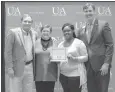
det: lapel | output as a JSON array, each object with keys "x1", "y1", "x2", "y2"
[
  {"x1": 30, "y1": 29, "x2": 34, "y2": 47},
  {"x1": 29, "y1": 29, "x2": 36, "y2": 56},
  {"x1": 18, "y1": 28, "x2": 26, "y2": 53},
  {"x1": 90, "y1": 19, "x2": 99, "y2": 44},
  {"x1": 84, "y1": 27, "x2": 89, "y2": 45}
]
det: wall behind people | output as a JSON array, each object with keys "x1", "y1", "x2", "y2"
[{"x1": 5, "y1": 1, "x2": 115, "y2": 92}]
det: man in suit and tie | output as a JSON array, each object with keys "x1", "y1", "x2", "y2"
[
  {"x1": 5, "y1": 14, "x2": 38, "y2": 92},
  {"x1": 78, "y1": 3, "x2": 114, "y2": 92}
]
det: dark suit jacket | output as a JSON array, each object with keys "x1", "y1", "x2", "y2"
[{"x1": 78, "y1": 19, "x2": 114, "y2": 71}]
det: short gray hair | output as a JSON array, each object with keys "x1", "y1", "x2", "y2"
[
  {"x1": 41, "y1": 24, "x2": 52, "y2": 33},
  {"x1": 21, "y1": 14, "x2": 33, "y2": 22}
]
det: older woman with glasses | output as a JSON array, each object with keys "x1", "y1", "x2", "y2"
[{"x1": 34, "y1": 25, "x2": 58, "y2": 92}]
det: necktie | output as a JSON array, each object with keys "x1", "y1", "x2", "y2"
[{"x1": 86, "y1": 24, "x2": 92, "y2": 43}]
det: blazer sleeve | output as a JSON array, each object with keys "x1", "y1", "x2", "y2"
[
  {"x1": 4, "y1": 30, "x2": 15, "y2": 69},
  {"x1": 102, "y1": 22, "x2": 114, "y2": 64},
  {"x1": 33, "y1": 31, "x2": 39, "y2": 78},
  {"x1": 35, "y1": 31, "x2": 39, "y2": 40}
]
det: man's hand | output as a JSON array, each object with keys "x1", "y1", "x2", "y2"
[
  {"x1": 100, "y1": 63, "x2": 109, "y2": 76},
  {"x1": 7, "y1": 68, "x2": 14, "y2": 78}
]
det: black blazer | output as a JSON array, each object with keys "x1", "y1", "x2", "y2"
[{"x1": 78, "y1": 19, "x2": 114, "y2": 71}]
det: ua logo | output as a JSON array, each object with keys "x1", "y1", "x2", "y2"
[
  {"x1": 98, "y1": 6, "x2": 112, "y2": 16},
  {"x1": 52, "y1": 7, "x2": 67, "y2": 16},
  {"x1": 7, "y1": 6, "x2": 21, "y2": 16}
]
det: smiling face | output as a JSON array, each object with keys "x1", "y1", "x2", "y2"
[
  {"x1": 62, "y1": 26, "x2": 74, "y2": 40},
  {"x1": 41, "y1": 27, "x2": 51, "y2": 40},
  {"x1": 83, "y1": 5, "x2": 96, "y2": 22},
  {"x1": 21, "y1": 15, "x2": 33, "y2": 32}
]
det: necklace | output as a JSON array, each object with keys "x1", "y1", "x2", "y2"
[
  {"x1": 42, "y1": 47, "x2": 47, "y2": 51},
  {"x1": 41, "y1": 38, "x2": 51, "y2": 51}
]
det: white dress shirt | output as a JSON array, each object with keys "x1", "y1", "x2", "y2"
[{"x1": 22, "y1": 30, "x2": 33, "y2": 62}]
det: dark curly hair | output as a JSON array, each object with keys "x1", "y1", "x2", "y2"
[{"x1": 62, "y1": 23, "x2": 76, "y2": 38}]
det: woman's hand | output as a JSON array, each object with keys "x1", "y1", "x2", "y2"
[
  {"x1": 49, "y1": 55, "x2": 52, "y2": 60},
  {"x1": 67, "y1": 54, "x2": 76, "y2": 61},
  {"x1": 67, "y1": 54, "x2": 72, "y2": 59},
  {"x1": 49, "y1": 55, "x2": 61, "y2": 64}
]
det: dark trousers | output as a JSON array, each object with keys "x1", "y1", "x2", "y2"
[
  {"x1": 59, "y1": 74, "x2": 81, "y2": 92},
  {"x1": 35, "y1": 81, "x2": 55, "y2": 92},
  {"x1": 86, "y1": 62, "x2": 110, "y2": 92}
]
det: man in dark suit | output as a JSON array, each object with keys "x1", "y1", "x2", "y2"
[
  {"x1": 78, "y1": 3, "x2": 114, "y2": 92},
  {"x1": 5, "y1": 14, "x2": 38, "y2": 92}
]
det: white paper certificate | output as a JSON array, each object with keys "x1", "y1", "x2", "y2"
[{"x1": 50, "y1": 48, "x2": 67, "y2": 62}]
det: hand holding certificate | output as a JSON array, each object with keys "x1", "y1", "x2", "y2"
[{"x1": 50, "y1": 48, "x2": 67, "y2": 62}]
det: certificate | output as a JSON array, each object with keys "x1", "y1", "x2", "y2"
[{"x1": 50, "y1": 48, "x2": 67, "y2": 62}]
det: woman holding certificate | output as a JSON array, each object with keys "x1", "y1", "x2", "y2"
[
  {"x1": 58, "y1": 23, "x2": 88, "y2": 92},
  {"x1": 34, "y1": 25, "x2": 58, "y2": 92}
]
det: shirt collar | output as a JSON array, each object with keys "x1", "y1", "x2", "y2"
[
  {"x1": 87, "y1": 18, "x2": 95, "y2": 26},
  {"x1": 22, "y1": 28, "x2": 31, "y2": 36}
]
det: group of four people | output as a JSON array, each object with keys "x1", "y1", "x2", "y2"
[{"x1": 5, "y1": 3, "x2": 114, "y2": 92}]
